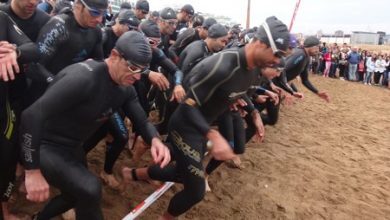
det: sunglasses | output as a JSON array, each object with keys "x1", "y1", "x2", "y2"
[
  {"x1": 162, "y1": 19, "x2": 178, "y2": 26},
  {"x1": 80, "y1": 0, "x2": 105, "y2": 17},
  {"x1": 262, "y1": 22, "x2": 288, "y2": 59},
  {"x1": 123, "y1": 58, "x2": 149, "y2": 74},
  {"x1": 141, "y1": 10, "x2": 149, "y2": 14}
]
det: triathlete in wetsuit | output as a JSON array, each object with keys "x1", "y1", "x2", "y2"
[
  {"x1": 180, "y1": 23, "x2": 228, "y2": 79},
  {"x1": 274, "y1": 36, "x2": 330, "y2": 102},
  {"x1": 170, "y1": 4, "x2": 194, "y2": 42},
  {"x1": 154, "y1": 22, "x2": 228, "y2": 135},
  {"x1": 157, "y1": 7, "x2": 177, "y2": 57},
  {"x1": 0, "y1": 11, "x2": 40, "y2": 220},
  {"x1": 102, "y1": 9, "x2": 139, "y2": 58},
  {"x1": 20, "y1": 31, "x2": 170, "y2": 220},
  {"x1": 82, "y1": 9, "x2": 140, "y2": 188},
  {"x1": 25, "y1": 0, "x2": 107, "y2": 105},
  {"x1": 168, "y1": 17, "x2": 216, "y2": 63},
  {"x1": 123, "y1": 17, "x2": 290, "y2": 220}
]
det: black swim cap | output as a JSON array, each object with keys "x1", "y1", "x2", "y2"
[
  {"x1": 82, "y1": 0, "x2": 108, "y2": 10},
  {"x1": 140, "y1": 20, "x2": 161, "y2": 38},
  {"x1": 117, "y1": 10, "x2": 140, "y2": 28},
  {"x1": 208, "y1": 23, "x2": 228, "y2": 39},
  {"x1": 191, "y1": 14, "x2": 204, "y2": 28},
  {"x1": 256, "y1": 16, "x2": 290, "y2": 52},
  {"x1": 120, "y1": 2, "x2": 131, "y2": 10},
  {"x1": 135, "y1": 0, "x2": 149, "y2": 13},
  {"x1": 115, "y1": 31, "x2": 152, "y2": 67},
  {"x1": 304, "y1": 36, "x2": 320, "y2": 48},
  {"x1": 202, "y1": 18, "x2": 217, "y2": 29},
  {"x1": 160, "y1": 7, "x2": 176, "y2": 20},
  {"x1": 181, "y1": 4, "x2": 194, "y2": 16}
]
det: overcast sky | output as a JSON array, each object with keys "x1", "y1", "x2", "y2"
[{"x1": 146, "y1": 0, "x2": 390, "y2": 35}]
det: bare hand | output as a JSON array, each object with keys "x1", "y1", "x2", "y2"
[
  {"x1": 317, "y1": 91, "x2": 330, "y2": 102},
  {"x1": 170, "y1": 85, "x2": 186, "y2": 103},
  {"x1": 207, "y1": 129, "x2": 235, "y2": 161},
  {"x1": 230, "y1": 98, "x2": 247, "y2": 111},
  {"x1": 293, "y1": 92, "x2": 304, "y2": 99},
  {"x1": 148, "y1": 71, "x2": 170, "y2": 91},
  {"x1": 150, "y1": 138, "x2": 171, "y2": 168},
  {"x1": 252, "y1": 110, "x2": 265, "y2": 142},
  {"x1": 282, "y1": 93, "x2": 295, "y2": 106},
  {"x1": 270, "y1": 83, "x2": 283, "y2": 95},
  {"x1": 25, "y1": 169, "x2": 50, "y2": 202},
  {"x1": 0, "y1": 50, "x2": 19, "y2": 81},
  {"x1": 266, "y1": 90, "x2": 279, "y2": 105},
  {"x1": 254, "y1": 95, "x2": 268, "y2": 104}
]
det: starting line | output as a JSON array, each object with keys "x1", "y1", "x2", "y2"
[{"x1": 122, "y1": 182, "x2": 175, "y2": 220}]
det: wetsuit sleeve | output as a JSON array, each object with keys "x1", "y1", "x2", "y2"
[
  {"x1": 178, "y1": 42, "x2": 205, "y2": 77},
  {"x1": 122, "y1": 86, "x2": 158, "y2": 145},
  {"x1": 300, "y1": 67, "x2": 319, "y2": 94},
  {"x1": 154, "y1": 48, "x2": 184, "y2": 85},
  {"x1": 273, "y1": 71, "x2": 294, "y2": 94},
  {"x1": 168, "y1": 28, "x2": 195, "y2": 63},
  {"x1": 241, "y1": 94, "x2": 255, "y2": 113},
  {"x1": 290, "y1": 83, "x2": 298, "y2": 92},
  {"x1": 90, "y1": 29, "x2": 104, "y2": 60},
  {"x1": 20, "y1": 68, "x2": 92, "y2": 169},
  {"x1": 0, "y1": 12, "x2": 40, "y2": 63},
  {"x1": 36, "y1": 16, "x2": 68, "y2": 66}
]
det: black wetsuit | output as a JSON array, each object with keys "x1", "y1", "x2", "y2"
[
  {"x1": 26, "y1": 11, "x2": 103, "y2": 105},
  {"x1": 179, "y1": 40, "x2": 211, "y2": 78},
  {"x1": 168, "y1": 28, "x2": 201, "y2": 63},
  {"x1": 101, "y1": 26, "x2": 118, "y2": 58},
  {"x1": 20, "y1": 60, "x2": 158, "y2": 220},
  {"x1": 135, "y1": 47, "x2": 182, "y2": 117},
  {"x1": 146, "y1": 46, "x2": 259, "y2": 217},
  {"x1": 154, "y1": 39, "x2": 211, "y2": 135},
  {"x1": 274, "y1": 48, "x2": 319, "y2": 94},
  {"x1": 0, "y1": 4, "x2": 49, "y2": 105},
  {"x1": 0, "y1": 11, "x2": 39, "y2": 204},
  {"x1": 170, "y1": 21, "x2": 187, "y2": 42},
  {"x1": 83, "y1": 26, "x2": 128, "y2": 176}
]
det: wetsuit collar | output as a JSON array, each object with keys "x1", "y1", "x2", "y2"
[{"x1": 239, "y1": 45, "x2": 249, "y2": 70}]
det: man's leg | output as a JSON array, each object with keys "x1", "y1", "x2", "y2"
[{"x1": 38, "y1": 144, "x2": 103, "y2": 220}]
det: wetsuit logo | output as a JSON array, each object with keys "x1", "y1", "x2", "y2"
[
  {"x1": 188, "y1": 165, "x2": 204, "y2": 178},
  {"x1": 22, "y1": 133, "x2": 34, "y2": 163},
  {"x1": 170, "y1": 130, "x2": 201, "y2": 162},
  {"x1": 3, "y1": 182, "x2": 14, "y2": 199},
  {"x1": 275, "y1": 38, "x2": 284, "y2": 45}
]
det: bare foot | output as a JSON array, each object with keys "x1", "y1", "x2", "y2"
[
  {"x1": 132, "y1": 136, "x2": 149, "y2": 163},
  {"x1": 61, "y1": 209, "x2": 76, "y2": 220},
  {"x1": 205, "y1": 177, "x2": 212, "y2": 192},
  {"x1": 100, "y1": 171, "x2": 120, "y2": 189},
  {"x1": 226, "y1": 156, "x2": 244, "y2": 169}
]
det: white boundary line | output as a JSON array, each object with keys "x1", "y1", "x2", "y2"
[{"x1": 122, "y1": 182, "x2": 174, "y2": 220}]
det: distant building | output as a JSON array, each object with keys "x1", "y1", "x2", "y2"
[
  {"x1": 350, "y1": 31, "x2": 380, "y2": 45},
  {"x1": 377, "y1": 31, "x2": 386, "y2": 45},
  {"x1": 320, "y1": 34, "x2": 351, "y2": 45},
  {"x1": 384, "y1": 35, "x2": 390, "y2": 45}
]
